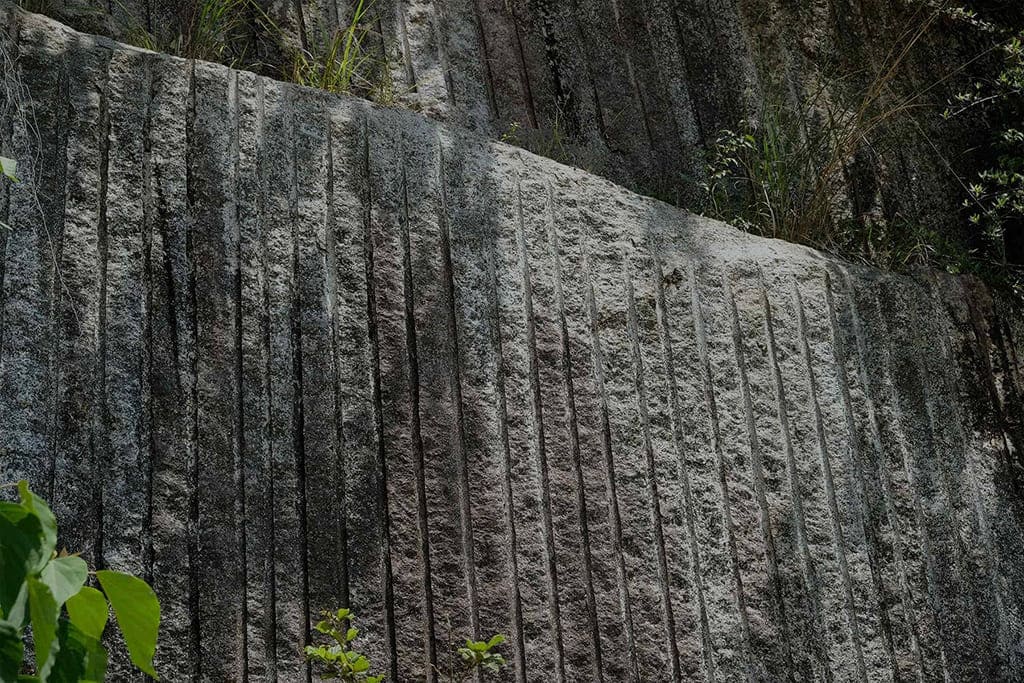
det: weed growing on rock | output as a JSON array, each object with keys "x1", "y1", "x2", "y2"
[
  {"x1": 700, "y1": 12, "x2": 936, "y2": 252},
  {"x1": 288, "y1": 0, "x2": 410, "y2": 105},
  {"x1": 305, "y1": 608, "x2": 508, "y2": 681},
  {"x1": 305, "y1": 609, "x2": 385, "y2": 682}
]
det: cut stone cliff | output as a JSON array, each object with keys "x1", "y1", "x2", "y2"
[{"x1": 2, "y1": 6, "x2": 1024, "y2": 681}]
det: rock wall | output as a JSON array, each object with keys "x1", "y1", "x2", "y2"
[
  {"x1": 42, "y1": 0, "x2": 1019, "y2": 241},
  {"x1": 3, "y1": 6, "x2": 1024, "y2": 681}
]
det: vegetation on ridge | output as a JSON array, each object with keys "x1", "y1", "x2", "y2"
[{"x1": 699, "y1": 2, "x2": 1024, "y2": 295}]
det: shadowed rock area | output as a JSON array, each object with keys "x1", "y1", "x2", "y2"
[
  {"x1": 2, "y1": 5, "x2": 1024, "y2": 681},
  {"x1": 36, "y1": 0, "x2": 1024, "y2": 248}
]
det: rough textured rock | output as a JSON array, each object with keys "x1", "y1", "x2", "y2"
[
  {"x1": 3, "y1": 6, "x2": 1024, "y2": 681},
  {"x1": 37, "y1": 0, "x2": 1022, "y2": 245}
]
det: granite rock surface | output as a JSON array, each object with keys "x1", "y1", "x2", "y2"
[
  {"x1": 2, "y1": 6, "x2": 1024, "y2": 681},
  {"x1": 37, "y1": 0, "x2": 1020, "y2": 245}
]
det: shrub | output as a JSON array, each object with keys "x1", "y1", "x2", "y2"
[
  {"x1": 946, "y1": 27, "x2": 1024, "y2": 288},
  {"x1": 700, "y1": 14, "x2": 936, "y2": 252},
  {"x1": 0, "y1": 481, "x2": 161, "y2": 681}
]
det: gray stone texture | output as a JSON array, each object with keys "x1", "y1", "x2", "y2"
[
  {"x1": 2, "y1": 5, "x2": 1024, "y2": 681},
  {"x1": 36, "y1": 0, "x2": 1008, "y2": 246}
]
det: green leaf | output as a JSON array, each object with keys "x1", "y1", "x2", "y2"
[
  {"x1": 0, "y1": 620, "x2": 23, "y2": 683},
  {"x1": 0, "y1": 515, "x2": 35, "y2": 624},
  {"x1": 66, "y1": 586, "x2": 108, "y2": 641},
  {"x1": 0, "y1": 156, "x2": 18, "y2": 182},
  {"x1": 96, "y1": 570, "x2": 160, "y2": 679},
  {"x1": 47, "y1": 619, "x2": 108, "y2": 683},
  {"x1": 28, "y1": 576, "x2": 59, "y2": 674},
  {"x1": 486, "y1": 633, "x2": 505, "y2": 649},
  {"x1": 41, "y1": 556, "x2": 88, "y2": 607},
  {"x1": 346, "y1": 627, "x2": 358, "y2": 642},
  {"x1": 466, "y1": 639, "x2": 489, "y2": 652},
  {"x1": 18, "y1": 482, "x2": 56, "y2": 568}
]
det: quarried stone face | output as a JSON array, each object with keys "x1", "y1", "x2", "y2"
[{"x1": 2, "y1": 7, "x2": 1024, "y2": 681}]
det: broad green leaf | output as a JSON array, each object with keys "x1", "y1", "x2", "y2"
[
  {"x1": 0, "y1": 501, "x2": 48, "y2": 624},
  {"x1": 28, "y1": 576, "x2": 59, "y2": 674},
  {"x1": 18, "y1": 481, "x2": 57, "y2": 570},
  {"x1": 66, "y1": 586, "x2": 108, "y2": 641},
  {"x1": 345, "y1": 627, "x2": 358, "y2": 642},
  {"x1": 486, "y1": 633, "x2": 505, "y2": 648},
  {"x1": 40, "y1": 556, "x2": 88, "y2": 607},
  {"x1": 47, "y1": 619, "x2": 108, "y2": 683},
  {"x1": 0, "y1": 515, "x2": 33, "y2": 625},
  {"x1": 0, "y1": 620, "x2": 23, "y2": 683},
  {"x1": 96, "y1": 570, "x2": 160, "y2": 679},
  {"x1": 0, "y1": 156, "x2": 17, "y2": 182},
  {"x1": 0, "y1": 501, "x2": 28, "y2": 524}
]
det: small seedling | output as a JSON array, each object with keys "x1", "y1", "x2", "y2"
[
  {"x1": 434, "y1": 622, "x2": 508, "y2": 683},
  {"x1": 455, "y1": 634, "x2": 507, "y2": 679},
  {"x1": 304, "y1": 608, "x2": 385, "y2": 682}
]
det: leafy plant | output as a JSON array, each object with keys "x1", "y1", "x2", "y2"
[
  {"x1": 305, "y1": 609, "x2": 384, "y2": 682},
  {"x1": 700, "y1": 10, "x2": 940, "y2": 255},
  {"x1": 290, "y1": 0, "x2": 375, "y2": 95},
  {"x1": 0, "y1": 481, "x2": 161, "y2": 681},
  {"x1": 946, "y1": 28, "x2": 1024, "y2": 280},
  {"x1": 305, "y1": 608, "x2": 508, "y2": 682},
  {"x1": 430, "y1": 623, "x2": 507, "y2": 683},
  {"x1": 1, "y1": 156, "x2": 17, "y2": 182},
  {"x1": 448, "y1": 634, "x2": 506, "y2": 682}
]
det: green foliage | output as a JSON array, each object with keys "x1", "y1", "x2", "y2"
[
  {"x1": 289, "y1": 0, "x2": 402, "y2": 103},
  {"x1": 119, "y1": 0, "x2": 274, "y2": 67},
  {"x1": 695, "y1": 6, "x2": 1024, "y2": 281},
  {"x1": 455, "y1": 635, "x2": 506, "y2": 677},
  {"x1": 177, "y1": 0, "x2": 255, "y2": 62},
  {"x1": 95, "y1": 570, "x2": 160, "y2": 678},
  {"x1": 290, "y1": 0, "x2": 373, "y2": 95},
  {"x1": 433, "y1": 627, "x2": 508, "y2": 683},
  {"x1": 946, "y1": 27, "x2": 1024, "y2": 290},
  {"x1": 306, "y1": 608, "x2": 509, "y2": 682},
  {"x1": 1, "y1": 156, "x2": 18, "y2": 183},
  {"x1": 700, "y1": 16, "x2": 932, "y2": 252},
  {"x1": 0, "y1": 481, "x2": 161, "y2": 681},
  {"x1": 305, "y1": 608, "x2": 384, "y2": 682}
]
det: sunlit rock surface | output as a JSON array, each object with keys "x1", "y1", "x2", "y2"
[{"x1": 2, "y1": 6, "x2": 1024, "y2": 681}]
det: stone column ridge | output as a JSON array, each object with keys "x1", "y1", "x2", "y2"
[{"x1": 2, "y1": 7, "x2": 1023, "y2": 680}]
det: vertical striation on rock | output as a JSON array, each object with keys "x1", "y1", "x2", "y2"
[{"x1": 2, "y1": 7, "x2": 1024, "y2": 682}]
